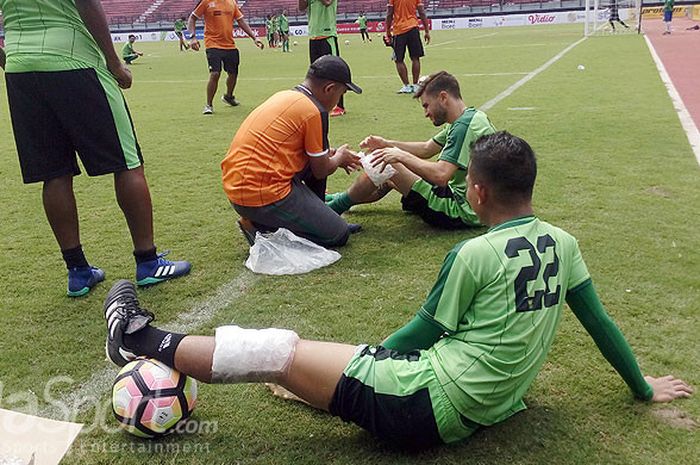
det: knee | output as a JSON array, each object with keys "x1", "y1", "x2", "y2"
[{"x1": 210, "y1": 71, "x2": 221, "y2": 80}]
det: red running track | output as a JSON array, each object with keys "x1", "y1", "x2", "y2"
[{"x1": 645, "y1": 17, "x2": 700, "y2": 129}]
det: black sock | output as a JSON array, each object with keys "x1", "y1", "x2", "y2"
[
  {"x1": 62, "y1": 245, "x2": 89, "y2": 269},
  {"x1": 124, "y1": 326, "x2": 186, "y2": 368},
  {"x1": 133, "y1": 247, "x2": 158, "y2": 264}
]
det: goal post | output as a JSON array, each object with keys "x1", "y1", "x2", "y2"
[{"x1": 584, "y1": 0, "x2": 643, "y2": 36}]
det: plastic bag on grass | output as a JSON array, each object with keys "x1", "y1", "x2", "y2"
[{"x1": 245, "y1": 228, "x2": 341, "y2": 275}]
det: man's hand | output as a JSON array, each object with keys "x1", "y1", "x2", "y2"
[
  {"x1": 108, "y1": 61, "x2": 133, "y2": 89},
  {"x1": 190, "y1": 38, "x2": 200, "y2": 51},
  {"x1": 371, "y1": 147, "x2": 408, "y2": 171},
  {"x1": 424, "y1": 30, "x2": 431, "y2": 44},
  {"x1": 254, "y1": 39, "x2": 265, "y2": 50},
  {"x1": 360, "y1": 135, "x2": 390, "y2": 151},
  {"x1": 334, "y1": 144, "x2": 361, "y2": 173},
  {"x1": 645, "y1": 375, "x2": 693, "y2": 403}
]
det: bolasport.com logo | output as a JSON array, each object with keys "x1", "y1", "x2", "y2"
[{"x1": 528, "y1": 14, "x2": 556, "y2": 24}]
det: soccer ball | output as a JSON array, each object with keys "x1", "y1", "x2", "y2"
[
  {"x1": 112, "y1": 358, "x2": 197, "y2": 438},
  {"x1": 344, "y1": 39, "x2": 350, "y2": 45},
  {"x1": 293, "y1": 40, "x2": 298, "y2": 46}
]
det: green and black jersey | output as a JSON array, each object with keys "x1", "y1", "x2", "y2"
[
  {"x1": 307, "y1": 0, "x2": 337, "y2": 39},
  {"x1": 357, "y1": 15, "x2": 368, "y2": 29},
  {"x1": 122, "y1": 42, "x2": 136, "y2": 59},
  {"x1": 174, "y1": 18, "x2": 186, "y2": 32},
  {"x1": 0, "y1": 0, "x2": 107, "y2": 72},
  {"x1": 419, "y1": 216, "x2": 591, "y2": 425},
  {"x1": 279, "y1": 14, "x2": 289, "y2": 33}
]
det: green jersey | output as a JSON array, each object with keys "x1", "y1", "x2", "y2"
[
  {"x1": 430, "y1": 107, "x2": 496, "y2": 223},
  {"x1": 174, "y1": 19, "x2": 186, "y2": 32},
  {"x1": 0, "y1": 0, "x2": 106, "y2": 73},
  {"x1": 307, "y1": 0, "x2": 337, "y2": 39},
  {"x1": 663, "y1": 0, "x2": 674, "y2": 12},
  {"x1": 272, "y1": 16, "x2": 280, "y2": 33},
  {"x1": 122, "y1": 42, "x2": 135, "y2": 58},
  {"x1": 357, "y1": 15, "x2": 368, "y2": 29},
  {"x1": 279, "y1": 14, "x2": 289, "y2": 32},
  {"x1": 419, "y1": 216, "x2": 591, "y2": 425}
]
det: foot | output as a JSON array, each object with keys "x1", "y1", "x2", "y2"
[
  {"x1": 325, "y1": 192, "x2": 342, "y2": 203},
  {"x1": 348, "y1": 223, "x2": 362, "y2": 234},
  {"x1": 203, "y1": 105, "x2": 213, "y2": 115},
  {"x1": 238, "y1": 218, "x2": 258, "y2": 246},
  {"x1": 104, "y1": 280, "x2": 154, "y2": 366},
  {"x1": 67, "y1": 265, "x2": 105, "y2": 297},
  {"x1": 330, "y1": 106, "x2": 345, "y2": 117},
  {"x1": 410, "y1": 84, "x2": 419, "y2": 93},
  {"x1": 221, "y1": 95, "x2": 240, "y2": 107},
  {"x1": 135, "y1": 252, "x2": 191, "y2": 287},
  {"x1": 397, "y1": 84, "x2": 413, "y2": 94}
]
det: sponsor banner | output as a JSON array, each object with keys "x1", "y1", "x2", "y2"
[
  {"x1": 111, "y1": 31, "x2": 165, "y2": 43},
  {"x1": 641, "y1": 5, "x2": 687, "y2": 19},
  {"x1": 430, "y1": 9, "x2": 632, "y2": 30}
]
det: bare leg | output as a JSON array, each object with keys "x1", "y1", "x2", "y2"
[
  {"x1": 42, "y1": 175, "x2": 81, "y2": 250},
  {"x1": 206, "y1": 72, "x2": 221, "y2": 106},
  {"x1": 114, "y1": 166, "x2": 155, "y2": 253},
  {"x1": 225, "y1": 72, "x2": 238, "y2": 97},
  {"x1": 173, "y1": 336, "x2": 356, "y2": 411},
  {"x1": 395, "y1": 60, "x2": 409, "y2": 86},
  {"x1": 346, "y1": 173, "x2": 392, "y2": 205},
  {"x1": 387, "y1": 163, "x2": 421, "y2": 196},
  {"x1": 411, "y1": 57, "x2": 421, "y2": 85}
]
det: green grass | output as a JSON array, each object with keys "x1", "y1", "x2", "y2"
[{"x1": 0, "y1": 24, "x2": 698, "y2": 464}]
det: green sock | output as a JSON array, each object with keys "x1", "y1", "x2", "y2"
[{"x1": 327, "y1": 191, "x2": 354, "y2": 214}]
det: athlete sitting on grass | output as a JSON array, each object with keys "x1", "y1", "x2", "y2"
[
  {"x1": 327, "y1": 71, "x2": 496, "y2": 230},
  {"x1": 104, "y1": 131, "x2": 692, "y2": 447}
]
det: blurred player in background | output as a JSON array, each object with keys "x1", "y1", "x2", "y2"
[
  {"x1": 279, "y1": 10, "x2": 291, "y2": 52},
  {"x1": 266, "y1": 15, "x2": 275, "y2": 48},
  {"x1": 607, "y1": 0, "x2": 630, "y2": 32},
  {"x1": 357, "y1": 12, "x2": 372, "y2": 42},
  {"x1": 0, "y1": 0, "x2": 190, "y2": 296},
  {"x1": 386, "y1": 0, "x2": 430, "y2": 94},
  {"x1": 174, "y1": 16, "x2": 190, "y2": 51},
  {"x1": 105, "y1": 131, "x2": 692, "y2": 447},
  {"x1": 188, "y1": 0, "x2": 264, "y2": 114},
  {"x1": 328, "y1": 71, "x2": 494, "y2": 230},
  {"x1": 122, "y1": 34, "x2": 143, "y2": 64},
  {"x1": 662, "y1": 0, "x2": 674, "y2": 35},
  {"x1": 300, "y1": 0, "x2": 346, "y2": 117}
]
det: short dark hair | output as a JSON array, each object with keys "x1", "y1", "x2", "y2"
[
  {"x1": 469, "y1": 131, "x2": 537, "y2": 202},
  {"x1": 128, "y1": 34, "x2": 136, "y2": 40},
  {"x1": 414, "y1": 71, "x2": 462, "y2": 100}
]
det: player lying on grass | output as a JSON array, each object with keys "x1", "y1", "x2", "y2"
[
  {"x1": 221, "y1": 56, "x2": 363, "y2": 247},
  {"x1": 327, "y1": 71, "x2": 496, "y2": 230},
  {"x1": 105, "y1": 131, "x2": 692, "y2": 447}
]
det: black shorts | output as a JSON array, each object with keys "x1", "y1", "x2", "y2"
[
  {"x1": 393, "y1": 27, "x2": 424, "y2": 62},
  {"x1": 309, "y1": 36, "x2": 340, "y2": 64},
  {"x1": 5, "y1": 68, "x2": 143, "y2": 184},
  {"x1": 175, "y1": 30, "x2": 184, "y2": 38},
  {"x1": 206, "y1": 48, "x2": 240, "y2": 74},
  {"x1": 401, "y1": 186, "x2": 473, "y2": 229}
]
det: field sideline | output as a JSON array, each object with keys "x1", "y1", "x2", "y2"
[{"x1": 0, "y1": 24, "x2": 698, "y2": 464}]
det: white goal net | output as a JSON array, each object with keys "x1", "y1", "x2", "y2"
[{"x1": 584, "y1": 0, "x2": 642, "y2": 36}]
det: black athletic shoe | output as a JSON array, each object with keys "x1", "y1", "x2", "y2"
[
  {"x1": 348, "y1": 223, "x2": 362, "y2": 234},
  {"x1": 104, "y1": 280, "x2": 154, "y2": 367},
  {"x1": 221, "y1": 95, "x2": 240, "y2": 106}
]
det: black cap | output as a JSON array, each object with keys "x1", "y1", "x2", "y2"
[{"x1": 308, "y1": 55, "x2": 362, "y2": 94}]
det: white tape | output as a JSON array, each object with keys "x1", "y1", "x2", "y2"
[{"x1": 211, "y1": 326, "x2": 300, "y2": 383}]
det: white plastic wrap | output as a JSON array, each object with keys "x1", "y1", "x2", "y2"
[
  {"x1": 245, "y1": 228, "x2": 341, "y2": 275},
  {"x1": 359, "y1": 151, "x2": 397, "y2": 186}
]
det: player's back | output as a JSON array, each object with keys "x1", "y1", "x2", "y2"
[{"x1": 425, "y1": 216, "x2": 590, "y2": 425}]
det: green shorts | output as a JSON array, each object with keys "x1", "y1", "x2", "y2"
[
  {"x1": 329, "y1": 345, "x2": 479, "y2": 446},
  {"x1": 401, "y1": 179, "x2": 480, "y2": 229}
]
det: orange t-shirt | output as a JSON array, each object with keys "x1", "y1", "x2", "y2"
[
  {"x1": 192, "y1": 0, "x2": 243, "y2": 49},
  {"x1": 221, "y1": 86, "x2": 330, "y2": 207},
  {"x1": 388, "y1": 0, "x2": 422, "y2": 36}
]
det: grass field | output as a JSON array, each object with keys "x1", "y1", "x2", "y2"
[{"x1": 0, "y1": 24, "x2": 698, "y2": 464}]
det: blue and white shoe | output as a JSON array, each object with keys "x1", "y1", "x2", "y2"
[
  {"x1": 136, "y1": 251, "x2": 191, "y2": 287},
  {"x1": 67, "y1": 265, "x2": 105, "y2": 297},
  {"x1": 104, "y1": 279, "x2": 154, "y2": 366}
]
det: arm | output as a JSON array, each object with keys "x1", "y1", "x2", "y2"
[
  {"x1": 188, "y1": 13, "x2": 200, "y2": 50},
  {"x1": 298, "y1": 0, "x2": 308, "y2": 12},
  {"x1": 74, "y1": 0, "x2": 132, "y2": 89},
  {"x1": 382, "y1": 314, "x2": 444, "y2": 353},
  {"x1": 0, "y1": 47, "x2": 5, "y2": 70},
  {"x1": 566, "y1": 280, "x2": 692, "y2": 402},
  {"x1": 417, "y1": 4, "x2": 430, "y2": 44},
  {"x1": 360, "y1": 135, "x2": 442, "y2": 159},
  {"x1": 386, "y1": 5, "x2": 394, "y2": 39},
  {"x1": 308, "y1": 145, "x2": 361, "y2": 179},
  {"x1": 372, "y1": 148, "x2": 458, "y2": 186},
  {"x1": 236, "y1": 18, "x2": 264, "y2": 49}
]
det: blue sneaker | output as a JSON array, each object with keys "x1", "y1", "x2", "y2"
[
  {"x1": 136, "y1": 251, "x2": 191, "y2": 287},
  {"x1": 67, "y1": 265, "x2": 105, "y2": 297}
]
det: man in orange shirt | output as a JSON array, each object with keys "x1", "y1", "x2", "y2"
[
  {"x1": 386, "y1": 0, "x2": 430, "y2": 94},
  {"x1": 221, "y1": 56, "x2": 363, "y2": 247},
  {"x1": 188, "y1": 0, "x2": 264, "y2": 115}
]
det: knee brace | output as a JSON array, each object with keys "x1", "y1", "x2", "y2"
[{"x1": 211, "y1": 325, "x2": 300, "y2": 383}]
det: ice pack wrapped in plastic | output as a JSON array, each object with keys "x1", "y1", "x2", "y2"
[
  {"x1": 245, "y1": 228, "x2": 341, "y2": 275},
  {"x1": 359, "y1": 151, "x2": 397, "y2": 186}
]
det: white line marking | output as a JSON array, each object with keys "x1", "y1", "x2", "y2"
[
  {"x1": 39, "y1": 271, "x2": 258, "y2": 420},
  {"x1": 644, "y1": 35, "x2": 700, "y2": 166},
  {"x1": 481, "y1": 36, "x2": 587, "y2": 111},
  {"x1": 470, "y1": 32, "x2": 498, "y2": 40},
  {"x1": 508, "y1": 107, "x2": 537, "y2": 111},
  {"x1": 428, "y1": 40, "x2": 456, "y2": 48}
]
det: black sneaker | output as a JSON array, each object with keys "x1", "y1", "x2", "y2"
[
  {"x1": 104, "y1": 280, "x2": 154, "y2": 367},
  {"x1": 221, "y1": 95, "x2": 240, "y2": 106},
  {"x1": 348, "y1": 223, "x2": 362, "y2": 234}
]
